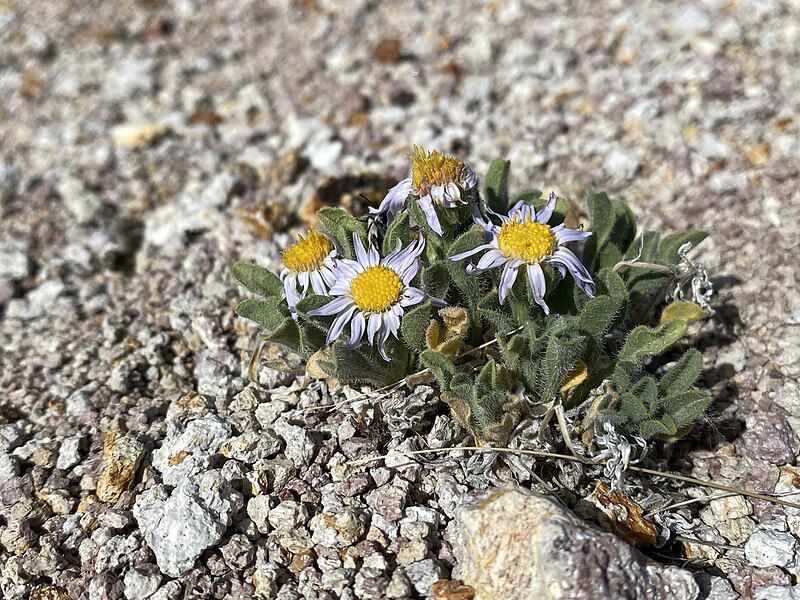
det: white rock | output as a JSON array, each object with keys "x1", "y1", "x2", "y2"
[
  {"x1": 0, "y1": 241, "x2": 30, "y2": 280},
  {"x1": 56, "y1": 436, "x2": 82, "y2": 470},
  {"x1": 603, "y1": 148, "x2": 640, "y2": 180},
  {"x1": 57, "y1": 175, "x2": 103, "y2": 224},
  {"x1": 0, "y1": 451, "x2": 19, "y2": 479},
  {"x1": 268, "y1": 500, "x2": 309, "y2": 532},
  {"x1": 152, "y1": 414, "x2": 231, "y2": 486},
  {"x1": 708, "y1": 495, "x2": 752, "y2": 521},
  {"x1": 671, "y1": 4, "x2": 711, "y2": 35},
  {"x1": 149, "y1": 581, "x2": 182, "y2": 600},
  {"x1": 220, "y1": 430, "x2": 282, "y2": 464},
  {"x1": 306, "y1": 140, "x2": 343, "y2": 174},
  {"x1": 247, "y1": 495, "x2": 272, "y2": 534},
  {"x1": 745, "y1": 529, "x2": 797, "y2": 568},
  {"x1": 403, "y1": 559, "x2": 447, "y2": 597},
  {"x1": 716, "y1": 343, "x2": 747, "y2": 371},
  {"x1": 133, "y1": 470, "x2": 243, "y2": 577},
  {"x1": 755, "y1": 586, "x2": 800, "y2": 600},
  {"x1": 124, "y1": 569, "x2": 162, "y2": 600},
  {"x1": 272, "y1": 419, "x2": 315, "y2": 467}
]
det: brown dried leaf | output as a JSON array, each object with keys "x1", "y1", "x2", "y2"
[{"x1": 590, "y1": 482, "x2": 658, "y2": 547}]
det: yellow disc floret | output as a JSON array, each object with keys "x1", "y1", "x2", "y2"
[
  {"x1": 350, "y1": 266, "x2": 403, "y2": 312},
  {"x1": 410, "y1": 145, "x2": 464, "y2": 193},
  {"x1": 497, "y1": 217, "x2": 556, "y2": 263},
  {"x1": 282, "y1": 230, "x2": 334, "y2": 273}
]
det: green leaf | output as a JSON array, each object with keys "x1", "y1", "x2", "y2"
[
  {"x1": 658, "y1": 230, "x2": 708, "y2": 265},
  {"x1": 536, "y1": 318, "x2": 587, "y2": 403},
  {"x1": 617, "y1": 394, "x2": 649, "y2": 422},
  {"x1": 617, "y1": 322, "x2": 688, "y2": 366},
  {"x1": 578, "y1": 295, "x2": 625, "y2": 342},
  {"x1": 317, "y1": 207, "x2": 367, "y2": 259},
  {"x1": 447, "y1": 225, "x2": 484, "y2": 257},
  {"x1": 596, "y1": 267, "x2": 629, "y2": 299},
  {"x1": 659, "y1": 349, "x2": 704, "y2": 396},
  {"x1": 639, "y1": 416, "x2": 678, "y2": 439},
  {"x1": 420, "y1": 349, "x2": 456, "y2": 389},
  {"x1": 659, "y1": 390, "x2": 711, "y2": 428},
  {"x1": 626, "y1": 376, "x2": 658, "y2": 410},
  {"x1": 235, "y1": 298, "x2": 286, "y2": 332},
  {"x1": 321, "y1": 343, "x2": 405, "y2": 386},
  {"x1": 484, "y1": 158, "x2": 511, "y2": 214},
  {"x1": 401, "y1": 301, "x2": 433, "y2": 351},
  {"x1": 477, "y1": 291, "x2": 518, "y2": 335},
  {"x1": 231, "y1": 261, "x2": 283, "y2": 298},
  {"x1": 236, "y1": 298, "x2": 304, "y2": 354},
  {"x1": 422, "y1": 261, "x2": 451, "y2": 299},
  {"x1": 583, "y1": 191, "x2": 615, "y2": 269},
  {"x1": 608, "y1": 199, "x2": 637, "y2": 256},
  {"x1": 382, "y1": 211, "x2": 411, "y2": 255}
]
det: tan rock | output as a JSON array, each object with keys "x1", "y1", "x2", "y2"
[
  {"x1": 96, "y1": 430, "x2": 144, "y2": 503},
  {"x1": 111, "y1": 122, "x2": 171, "y2": 149},
  {"x1": 454, "y1": 487, "x2": 699, "y2": 600}
]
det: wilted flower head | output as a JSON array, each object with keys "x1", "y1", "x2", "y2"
[
  {"x1": 450, "y1": 192, "x2": 595, "y2": 313},
  {"x1": 280, "y1": 229, "x2": 337, "y2": 313},
  {"x1": 371, "y1": 146, "x2": 478, "y2": 235},
  {"x1": 309, "y1": 233, "x2": 442, "y2": 360}
]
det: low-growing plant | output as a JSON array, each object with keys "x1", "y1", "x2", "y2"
[{"x1": 232, "y1": 147, "x2": 714, "y2": 447}]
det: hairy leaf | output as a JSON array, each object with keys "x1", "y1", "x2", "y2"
[
  {"x1": 317, "y1": 207, "x2": 367, "y2": 259},
  {"x1": 658, "y1": 349, "x2": 704, "y2": 396},
  {"x1": 231, "y1": 261, "x2": 283, "y2": 298},
  {"x1": 484, "y1": 158, "x2": 511, "y2": 214}
]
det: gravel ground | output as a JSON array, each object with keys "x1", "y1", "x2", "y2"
[{"x1": 1, "y1": 1, "x2": 800, "y2": 599}]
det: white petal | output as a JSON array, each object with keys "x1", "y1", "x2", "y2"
[
  {"x1": 348, "y1": 312, "x2": 365, "y2": 347},
  {"x1": 353, "y1": 232, "x2": 369, "y2": 266},
  {"x1": 327, "y1": 305, "x2": 357, "y2": 344},
  {"x1": 401, "y1": 260, "x2": 421, "y2": 285},
  {"x1": 450, "y1": 243, "x2": 495, "y2": 262},
  {"x1": 553, "y1": 224, "x2": 592, "y2": 244},
  {"x1": 367, "y1": 313, "x2": 382, "y2": 344},
  {"x1": 310, "y1": 271, "x2": 328, "y2": 295},
  {"x1": 526, "y1": 263, "x2": 549, "y2": 314},
  {"x1": 384, "y1": 310, "x2": 401, "y2": 338},
  {"x1": 418, "y1": 196, "x2": 444, "y2": 236},
  {"x1": 400, "y1": 287, "x2": 425, "y2": 307},
  {"x1": 498, "y1": 261, "x2": 520, "y2": 305},
  {"x1": 476, "y1": 249, "x2": 508, "y2": 271},
  {"x1": 309, "y1": 296, "x2": 353, "y2": 316},
  {"x1": 536, "y1": 191, "x2": 557, "y2": 224}
]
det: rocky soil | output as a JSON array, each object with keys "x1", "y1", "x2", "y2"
[{"x1": 1, "y1": 0, "x2": 800, "y2": 598}]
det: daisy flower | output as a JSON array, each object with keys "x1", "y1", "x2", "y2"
[
  {"x1": 280, "y1": 229, "x2": 338, "y2": 314},
  {"x1": 309, "y1": 233, "x2": 438, "y2": 360},
  {"x1": 450, "y1": 192, "x2": 596, "y2": 313},
  {"x1": 370, "y1": 146, "x2": 478, "y2": 235}
]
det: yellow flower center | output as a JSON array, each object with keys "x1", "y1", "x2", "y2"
[
  {"x1": 350, "y1": 266, "x2": 403, "y2": 312},
  {"x1": 410, "y1": 145, "x2": 464, "y2": 193},
  {"x1": 497, "y1": 217, "x2": 556, "y2": 263},
  {"x1": 282, "y1": 230, "x2": 334, "y2": 272}
]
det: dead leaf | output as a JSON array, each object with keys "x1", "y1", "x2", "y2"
[{"x1": 590, "y1": 482, "x2": 658, "y2": 547}]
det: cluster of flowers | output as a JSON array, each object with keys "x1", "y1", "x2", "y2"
[{"x1": 279, "y1": 147, "x2": 595, "y2": 361}]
